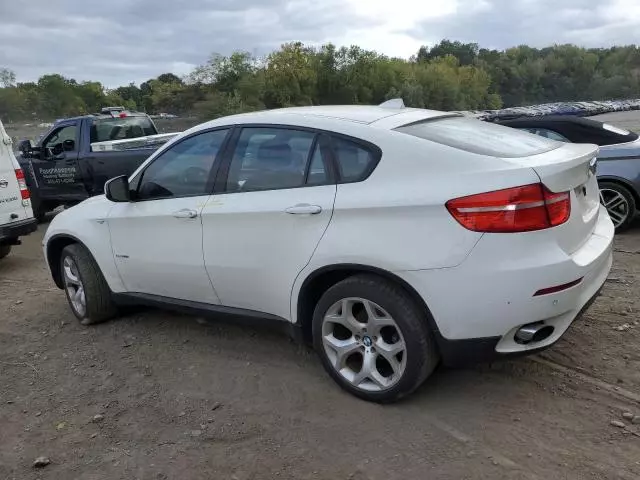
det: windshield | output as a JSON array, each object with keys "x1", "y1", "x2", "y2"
[
  {"x1": 395, "y1": 116, "x2": 560, "y2": 158},
  {"x1": 90, "y1": 116, "x2": 157, "y2": 143}
]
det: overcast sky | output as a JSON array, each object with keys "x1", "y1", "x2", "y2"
[{"x1": 1, "y1": 0, "x2": 639, "y2": 87}]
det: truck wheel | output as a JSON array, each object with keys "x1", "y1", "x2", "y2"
[
  {"x1": 0, "y1": 245, "x2": 11, "y2": 260},
  {"x1": 31, "y1": 200, "x2": 49, "y2": 223},
  {"x1": 312, "y1": 274, "x2": 440, "y2": 403},
  {"x1": 60, "y1": 244, "x2": 117, "y2": 325}
]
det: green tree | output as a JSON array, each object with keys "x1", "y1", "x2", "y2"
[{"x1": 0, "y1": 68, "x2": 16, "y2": 88}]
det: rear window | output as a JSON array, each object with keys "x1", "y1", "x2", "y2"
[
  {"x1": 395, "y1": 117, "x2": 560, "y2": 158},
  {"x1": 90, "y1": 116, "x2": 157, "y2": 143}
]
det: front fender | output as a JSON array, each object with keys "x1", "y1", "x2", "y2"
[{"x1": 43, "y1": 198, "x2": 125, "y2": 292}]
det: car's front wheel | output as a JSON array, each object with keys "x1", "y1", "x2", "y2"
[
  {"x1": 60, "y1": 244, "x2": 117, "y2": 325},
  {"x1": 312, "y1": 274, "x2": 439, "y2": 403},
  {"x1": 599, "y1": 181, "x2": 636, "y2": 232}
]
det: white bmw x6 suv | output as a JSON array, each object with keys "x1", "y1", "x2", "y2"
[{"x1": 43, "y1": 105, "x2": 614, "y2": 403}]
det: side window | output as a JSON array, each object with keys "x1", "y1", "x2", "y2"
[
  {"x1": 43, "y1": 125, "x2": 77, "y2": 158},
  {"x1": 521, "y1": 128, "x2": 570, "y2": 143},
  {"x1": 226, "y1": 128, "x2": 317, "y2": 193},
  {"x1": 332, "y1": 137, "x2": 377, "y2": 183},
  {"x1": 305, "y1": 146, "x2": 329, "y2": 186},
  {"x1": 137, "y1": 129, "x2": 229, "y2": 200}
]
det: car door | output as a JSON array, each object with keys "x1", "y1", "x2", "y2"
[
  {"x1": 107, "y1": 128, "x2": 230, "y2": 304},
  {"x1": 30, "y1": 121, "x2": 85, "y2": 201},
  {"x1": 201, "y1": 126, "x2": 337, "y2": 320}
]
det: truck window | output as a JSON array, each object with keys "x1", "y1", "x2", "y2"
[
  {"x1": 43, "y1": 125, "x2": 78, "y2": 158},
  {"x1": 90, "y1": 117, "x2": 157, "y2": 143}
]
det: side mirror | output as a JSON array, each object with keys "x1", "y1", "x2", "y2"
[{"x1": 105, "y1": 175, "x2": 131, "y2": 202}]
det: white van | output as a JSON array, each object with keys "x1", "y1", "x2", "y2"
[{"x1": 0, "y1": 119, "x2": 37, "y2": 259}]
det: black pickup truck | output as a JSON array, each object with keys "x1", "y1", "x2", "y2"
[{"x1": 17, "y1": 108, "x2": 177, "y2": 220}]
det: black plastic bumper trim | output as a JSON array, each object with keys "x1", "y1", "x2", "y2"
[{"x1": 0, "y1": 218, "x2": 37, "y2": 242}]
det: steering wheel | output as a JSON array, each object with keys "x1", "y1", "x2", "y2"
[{"x1": 47, "y1": 142, "x2": 63, "y2": 158}]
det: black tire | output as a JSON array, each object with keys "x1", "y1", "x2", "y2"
[
  {"x1": 599, "y1": 181, "x2": 636, "y2": 232},
  {"x1": 0, "y1": 245, "x2": 11, "y2": 260},
  {"x1": 312, "y1": 274, "x2": 440, "y2": 403},
  {"x1": 60, "y1": 244, "x2": 117, "y2": 325},
  {"x1": 31, "y1": 199, "x2": 51, "y2": 223}
]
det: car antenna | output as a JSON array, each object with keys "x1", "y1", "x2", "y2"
[{"x1": 379, "y1": 98, "x2": 405, "y2": 108}]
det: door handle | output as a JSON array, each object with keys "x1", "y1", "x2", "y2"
[
  {"x1": 285, "y1": 204, "x2": 322, "y2": 215},
  {"x1": 172, "y1": 208, "x2": 198, "y2": 219}
]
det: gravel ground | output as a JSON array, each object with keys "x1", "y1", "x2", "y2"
[
  {"x1": 592, "y1": 111, "x2": 640, "y2": 133},
  {"x1": 0, "y1": 224, "x2": 639, "y2": 480},
  {"x1": 1, "y1": 111, "x2": 640, "y2": 479}
]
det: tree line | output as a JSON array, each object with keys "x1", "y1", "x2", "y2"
[{"x1": 1, "y1": 40, "x2": 639, "y2": 122}]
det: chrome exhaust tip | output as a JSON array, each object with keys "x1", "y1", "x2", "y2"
[{"x1": 514, "y1": 323, "x2": 555, "y2": 345}]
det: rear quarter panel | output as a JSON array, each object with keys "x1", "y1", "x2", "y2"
[{"x1": 291, "y1": 128, "x2": 541, "y2": 323}]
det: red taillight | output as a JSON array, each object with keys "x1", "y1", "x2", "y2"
[
  {"x1": 14, "y1": 169, "x2": 30, "y2": 200},
  {"x1": 446, "y1": 183, "x2": 570, "y2": 233},
  {"x1": 119, "y1": 112, "x2": 127, "y2": 118}
]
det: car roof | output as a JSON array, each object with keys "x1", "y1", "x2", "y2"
[{"x1": 195, "y1": 105, "x2": 452, "y2": 131}]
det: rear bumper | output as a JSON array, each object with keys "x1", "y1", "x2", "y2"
[
  {"x1": 436, "y1": 286, "x2": 603, "y2": 367},
  {"x1": 397, "y1": 205, "x2": 614, "y2": 362},
  {"x1": 0, "y1": 218, "x2": 37, "y2": 242}
]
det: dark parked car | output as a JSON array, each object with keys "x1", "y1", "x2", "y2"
[{"x1": 493, "y1": 115, "x2": 640, "y2": 231}]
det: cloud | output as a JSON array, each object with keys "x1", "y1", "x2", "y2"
[
  {"x1": 407, "y1": 0, "x2": 640, "y2": 50},
  {"x1": 0, "y1": 0, "x2": 637, "y2": 87}
]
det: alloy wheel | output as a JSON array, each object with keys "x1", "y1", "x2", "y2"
[
  {"x1": 321, "y1": 297, "x2": 407, "y2": 392},
  {"x1": 63, "y1": 256, "x2": 86, "y2": 317},
  {"x1": 600, "y1": 187, "x2": 629, "y2": 228}
]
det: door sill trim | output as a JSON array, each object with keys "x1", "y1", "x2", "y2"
[{"x1": 112, "y1": 292, "x2": 304, "y2": 342}]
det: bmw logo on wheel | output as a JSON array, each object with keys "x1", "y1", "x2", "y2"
[{"x1": 362, "y1": 336, "x2": 373, "y2": 347}]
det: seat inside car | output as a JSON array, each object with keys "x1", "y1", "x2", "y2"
[{"x1": 242, "y1": 139, "x2": 304, "y2": 191}]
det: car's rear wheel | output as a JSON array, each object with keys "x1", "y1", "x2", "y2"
[
  {"x1": 599, "y1": 181, "x2": 636, "y2": 232},
  {"x1": 312, "y1": 274, "x2": 439, "y2": 403},
  {"x1": 60, "y1": 244, "x2": 117, "y2": 325},
  {"x1": 0, "y1": 245, "x2": 12, "y2": 260}
]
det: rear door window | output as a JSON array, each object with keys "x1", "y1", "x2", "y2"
[
  {"x1": 396, "y1": 117, "x2": 560, "y2": 158},
  {"x1": 225, "y1": 127, "x2": 318, "y2": 193}
]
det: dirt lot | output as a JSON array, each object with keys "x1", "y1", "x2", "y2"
[
  {"x1": 2, "y1": 110, "x2": 640, "y2": 479},
  {"x1": 0, "y1": 224, "x2": 639, "y2": 480}
]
